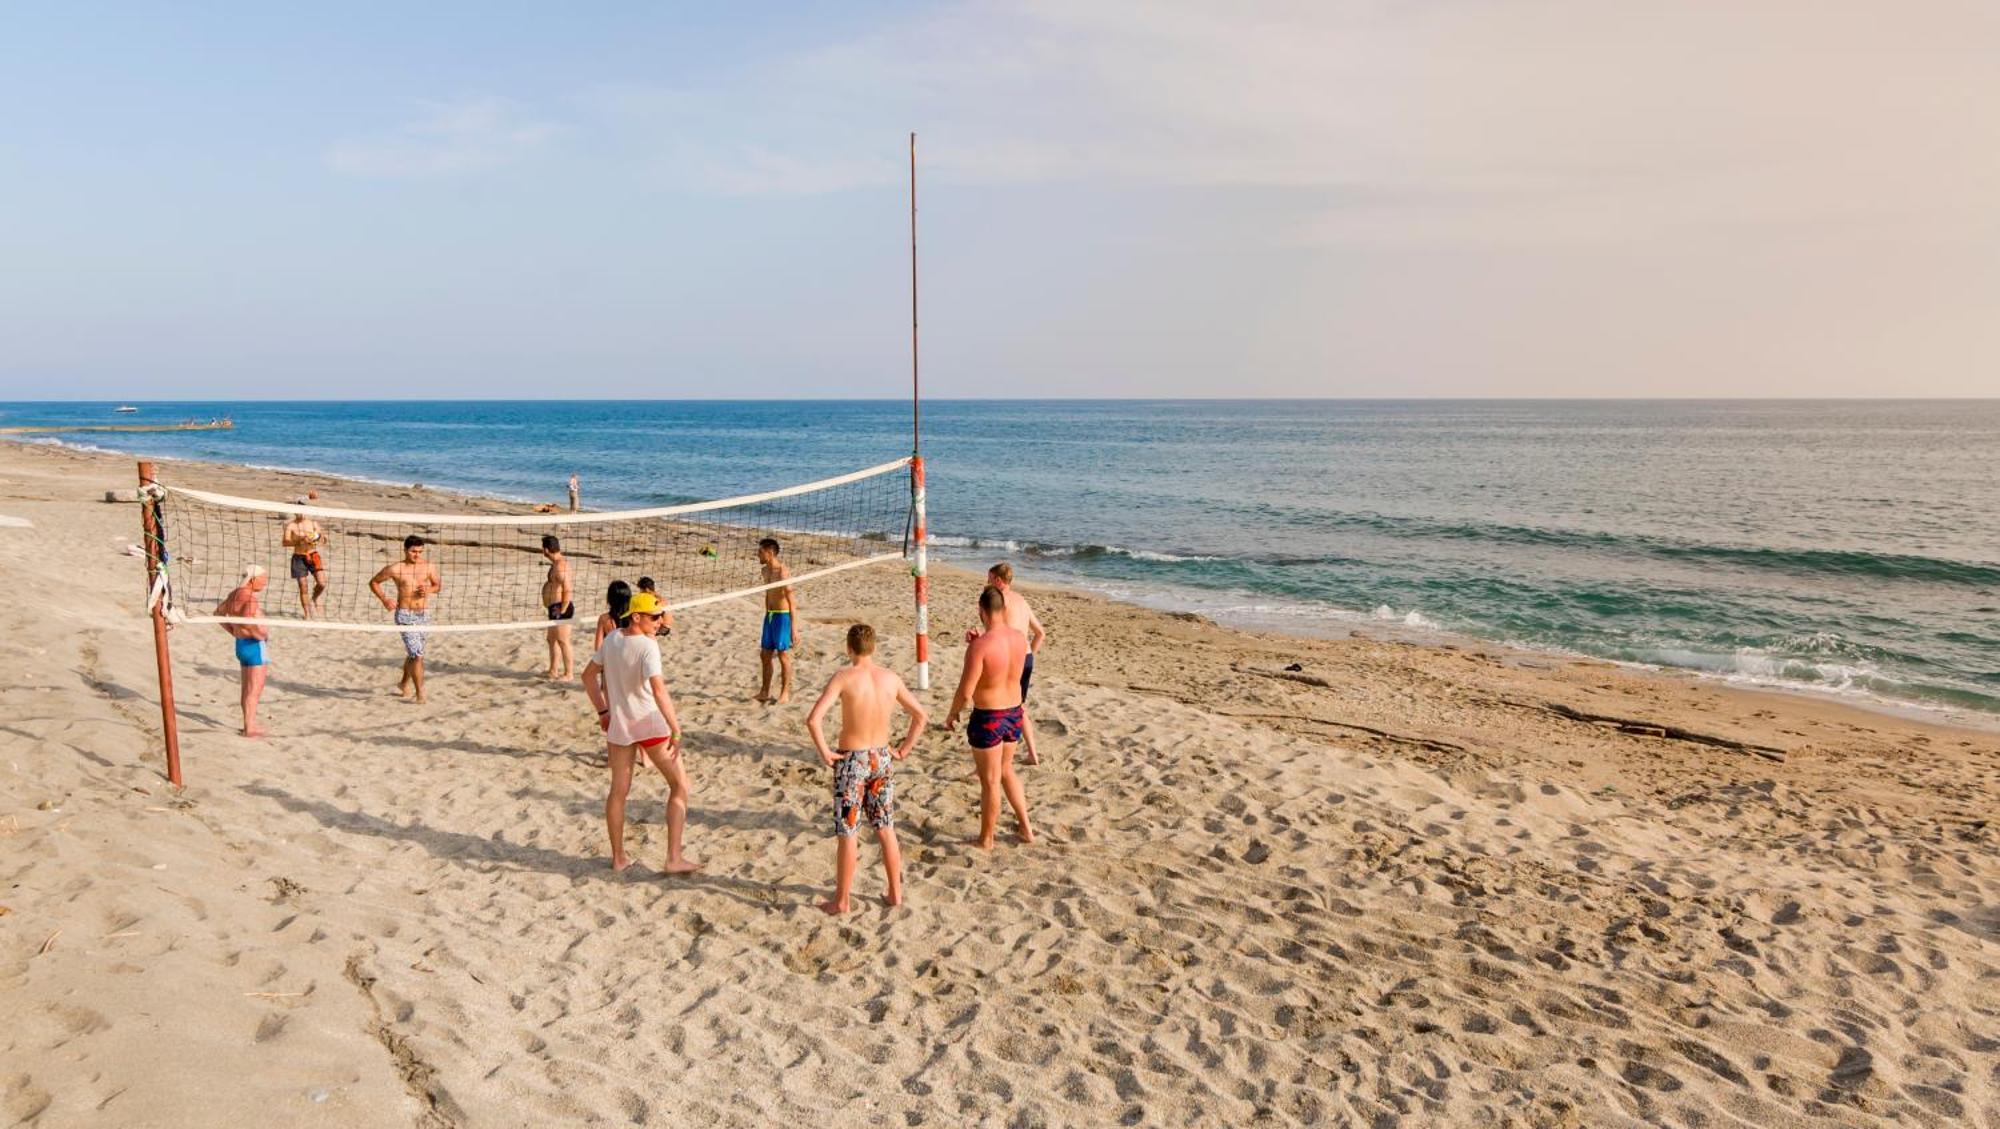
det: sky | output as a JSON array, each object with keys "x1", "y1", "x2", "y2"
[{"x1": 2, "y1": 2, "x2": 1996, "y2": 399}]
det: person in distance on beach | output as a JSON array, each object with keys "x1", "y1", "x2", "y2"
[
  {"x1": 966, "y1": 562, "x2": 1048, "y2": 764},
  {"x1": 944, "y1": 586, "x2": 1035, "y2": 848},
  {"x1": 582, "y1": 592, "x2": 700, "y2": 874},
  {"x1": 368, "y1": 535, "x2": 441, "y2": 704},
  {"x1": 593, "y1": 579, "x2": 631, "y2": 651},
  {"x1": 281, "y1": 502, "x2": 327, "y2": 619},
  {"x1": 540, "y1": 534, "x2": 575, "y2": 680},
  {"x1": 804, "y1": 623, "x2": 928, "y2": 914},
  {"x1": 214, "y1": 564, "x2": 271, "y2": 737},
  {"x1": 635, "y1": 576, "x2": 674, "y2": 636},
  {"x1": 754, "y1": 538, "x2": 798, "y2": 704}
]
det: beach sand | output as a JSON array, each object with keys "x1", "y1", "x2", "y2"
[{"x1": 3, "y1": 440, "x2": 1996, "y2": 1127}]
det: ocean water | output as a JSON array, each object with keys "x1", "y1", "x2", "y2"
[{"x1": 7, "y1": 398, "x2": 1997, "y2": 718}]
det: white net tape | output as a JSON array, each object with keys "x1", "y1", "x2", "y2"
[{"x1": 152, "y1": 458, "x2": 915, "y2": 633}]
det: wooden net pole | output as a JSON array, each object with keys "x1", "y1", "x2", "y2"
[{"x1": 137, "y1": 461, "x2": 184, "y2": 786}]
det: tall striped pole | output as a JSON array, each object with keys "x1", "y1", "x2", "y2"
[
  {"x1": 912, "y1": 458, "x2": 929, "y2": 690},
  {"x1": 909, "y1": 132, "x2": 929, "y2": 690}
]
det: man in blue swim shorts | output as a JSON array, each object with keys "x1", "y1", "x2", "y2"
[
  {"x1": 754, "y1": 537, "x2": 798, "y2": 704},
  {"x1": 944, "y1": 586, "x2": 1036, "y2": 849},
  {"x1": 214, "y1": 564, "x2": 271, "y2": 737}
]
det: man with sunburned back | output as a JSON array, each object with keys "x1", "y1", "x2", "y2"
[
  {"x1": 369, "y1": 535, "x2": 441, "y2": 704},
  {"x1": 945, "y1": 586, "x2": 1035, "y2": 849},
  {"x1": 804, "y1": 623, "x2": 928, "y2": 914},
  {"x1": 970, "y1": 562, "x2": 1048, "y2": 763}
]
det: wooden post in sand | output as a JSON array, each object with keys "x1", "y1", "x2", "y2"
[{"x1": 136, "y1": 461, "x2": 184, "y2": 787}]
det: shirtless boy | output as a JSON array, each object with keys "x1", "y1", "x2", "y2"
[
  {"x1": 944, "y1": 586, "x2": 1035, "y2": 848},
  {"x1": 214, "y1": 564, "x2": 270, "y2": 737},
  {"x1": 755, "y1": 538, "x2": 798, "y2": 704},
  {"x1": 582, "y1": 592, "x2": 701, "y2": 874},
  {"x1": 968, "y1": 562, "x2": 1048, "y2": 763},
  {"x1": 368, "y1": 535, "x2": 441, "y2": 703},
  {"x1": 804, "y1": 623, "x2": 928, "y2": 914},
  {"x1": 540, "y1": 534, "x2": 575, "y2": 680},
  {"x1": 281, "y1": 506, "x2": 327, "y2": 619}
]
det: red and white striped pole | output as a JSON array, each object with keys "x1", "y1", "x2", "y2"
[
  {"x1": 908, "y1": 132, "x2": 930, "y2": 690},
  {"x1": 912, "y1": 457, "x2": 929, "y2": 690}
]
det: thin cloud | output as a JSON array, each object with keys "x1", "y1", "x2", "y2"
[{"x1": 325, "y1": 97, "x2": 555, "y2": 179}]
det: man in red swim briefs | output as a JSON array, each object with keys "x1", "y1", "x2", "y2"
[{"x1": 944, "y1": 586, "x2": 1035, "y2": 849}]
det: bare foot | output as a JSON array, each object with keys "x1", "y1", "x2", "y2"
[
  {"x1": 775, "y1": 693, "x2": 791, "y2": 705},
  {"x1": 819, "y1": 899, "x2": 849, "y2": 915},
  {"x1": 395, "y1": 686, "x2": 413, "y2": 699},
  {"x1": 414, "y1": 693, "x2": 428, "y2": 705},
  {"x1": 660, "y1": 858, "x2": 703, "y2": 875},
  {"x1": 610, "y1": 856, "x2": 633, "y2": 872},
  {"x1": 241, "y1": 726, "x2": 267, "y2": 739},
  {"x1": 1016, "y1": 822, "x2": 1036, "y2": 845},
  {"x1": 968, "y1": 836, "x2": 995, "y2": 850},
  {"x1": 882, "y1": 893, "x2": 902, "y2": 908}
]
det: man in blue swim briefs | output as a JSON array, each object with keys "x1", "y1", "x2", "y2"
[
  {"x1": 944, "y1": 586, "x2": 1036, "y2": 849},
  {"x1": 754, "y1": 537, "x2": 798, "y2": 705},
  {"x1": 369, "y1": 535, "x2": 442, "y2": 704},
  {"x1": 214, "y1": 564, "x2": 271, "y2": 737}
]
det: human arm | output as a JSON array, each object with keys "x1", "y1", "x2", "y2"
[
  {"x1": 893, "y1": 678, "x2": 928, "y2": 760},
  {"x1": 426, "y1": 563, "x2": 442, "y2": 596},
  {"x1": 944, "y1": 645, "x2": 981, "y2": 730},
  {"x1": 368, "y1": 565, "x2": 395, "y2": 612},
  {"x1": 647, "y1": 675, "x2": 683, "y2": 760},
  {"x1": 1027, "y1": 610, "x2": 1046, "y2": 653},
  {"x1": 556, "y1": 562, "x2": 572, "y2": 608},
  {"x1": 582, "y1": 660, "x2": 608, "y2": 728},
  {"x1": 803, "y1": 676, "x2": 840, "y2": 767},
  {"x1": 246, "y1": 594, "x2": 268, "y2": 640}
]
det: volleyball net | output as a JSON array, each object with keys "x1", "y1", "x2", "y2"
[{"x1": 145, "y1": 458, "x2": 918, "y2": 634}]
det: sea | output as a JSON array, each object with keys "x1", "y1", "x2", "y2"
[{"x1": 6, "y1": 399, "x2": 1997, "y2": 721}]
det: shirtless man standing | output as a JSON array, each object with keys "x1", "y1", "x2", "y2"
[
  {"x1": 945, "y1": 586, "x2": 1034, "y2": 848},
  {"x1": 755, "y1": 537, "x2": 798, "y2": 704},
  {"x1": 540, "y1": 534, "x2": 575, "y2": 680},
  {"x1": 804, "y1": 623, "x2": 928, "y2": 914},
  {"x1": 969, "y1": 562, "x2": 1049, "y2": 763},
  {"x1": 281, "y1": 505, "x2": 327, "y2": 619},
  {"x1": 214, "y1": 564, "x2": 270, "y2": 737},
  {"x1": 369, "y1": 535, "x2": 441, "y2": 703}
]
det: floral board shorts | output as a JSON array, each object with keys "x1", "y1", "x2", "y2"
[{"x1": 831, "y1": 746, "x2": 894, "y2": 837}]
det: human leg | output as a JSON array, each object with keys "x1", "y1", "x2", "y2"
[
  {"x1": 999, "y1": 743, "x2": 1034, "y2": 843},
  {"x1": 776, "y1": 650, "x2": 793, "y2": 704},
  {"x1": 240, "y1": 664, "x2": 267, "y2": 738},
  {"x1": 605, "y1": 743, "x2": 637, "y2": 869},
  {"x1": 648, "y1": 750, "x2": 702, "y2": 873},
  {"x1": 757, "y1": 648, "x2": 774, "y2": 702},
  {"x1": 970, "y1": 746, "x2": 1003, "y2": 849}
]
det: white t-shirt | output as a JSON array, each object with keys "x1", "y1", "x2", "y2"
[{"x1": 592, "y1": 631, "x2": 670, "y2": 746}]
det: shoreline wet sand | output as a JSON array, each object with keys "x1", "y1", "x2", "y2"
[{"x1": 3, "y1": 439, "x2": 1995, "y2": 1126}]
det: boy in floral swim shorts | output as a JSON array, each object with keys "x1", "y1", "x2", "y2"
[{"x1": 804, "y1": 624, "x2": 928, "y2": 914}]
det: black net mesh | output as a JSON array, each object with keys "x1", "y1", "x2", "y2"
[{"x1": 155, "y1": 463, "x2": 913, "y2": 630}]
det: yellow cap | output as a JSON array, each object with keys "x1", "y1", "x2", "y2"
[{"x1": 627, "y1": 592, "x2": 667, "y2": 616}]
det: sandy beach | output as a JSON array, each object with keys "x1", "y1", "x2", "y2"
[{"x1": 2, "y1": 438, "x2": 1996, "y2": 1128}]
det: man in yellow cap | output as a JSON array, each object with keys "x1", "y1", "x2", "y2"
[{"x1": 582, "y1": 591, "x2": 700, "y2": 874}]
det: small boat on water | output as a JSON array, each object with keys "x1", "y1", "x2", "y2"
[{"x1": 114, "y1": 405, "x2": 138, "y2": 413}]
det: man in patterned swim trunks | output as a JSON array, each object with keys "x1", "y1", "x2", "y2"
[
  {"x1": 944, "y1": 586, "x2": 1035, "y2": 849},
  {"x1": 804, "y1": 623, "x2": 928, "y2": 914},
  {"x1": 369, "y1": 535, "x2": 441, "y2": 704}
]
